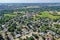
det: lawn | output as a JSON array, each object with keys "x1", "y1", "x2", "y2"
[
  {"x1": 3, "y1": 13, "x2": 23, "y2": 22},
  {"x1": 4, "y1": 13, "x2": 17, "y2": 17},
  {"x1": 37, "y1": 11, "x2": 60, "y2": 20}
]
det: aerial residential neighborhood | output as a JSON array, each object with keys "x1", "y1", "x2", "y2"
[{"x1": 0, "y1": 2, "x2": 60, "y2": 40}]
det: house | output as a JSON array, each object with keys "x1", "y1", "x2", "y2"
[
  {"x1": 45, "y1": 34, "x2": 52, "y2": 40},
  {"x1": 2, "y1": 25, "x2": 8, "y2": 31},
  {"x1": 39, "y1": 32, "x2": 45, "y2": 36},
  {"x1": 23, "y1": 30, "x2": 29, "y2": 34},
  {"x1": 15, "y1": 34, "x2": 21, "y2": 38},
  {"x1": 2, "y1": 25, "x2": 5, "y2": 28}
]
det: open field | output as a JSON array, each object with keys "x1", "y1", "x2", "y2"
[
  {"x1": 35, "y1": 11, "x2": 60, "y2": 20},
  {"x1": 4, "y1": 13, "x2": 18, "y2": 17}
]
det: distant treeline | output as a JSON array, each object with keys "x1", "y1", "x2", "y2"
[{"x1": 0, "y1": 6, "x2": 60, "y2": 16}]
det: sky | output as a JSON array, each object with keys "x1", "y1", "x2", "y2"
[{"x1": 0, "y1": 0, "x2": 60, "y2": 3}]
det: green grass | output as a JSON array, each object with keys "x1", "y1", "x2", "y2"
[
  {"x1": 3, "y1": 13, "x2": 23, "y2": 22},
  {"x1": 37, "y1": 11, "x2": 60, "y2": 20},
  {"x1": 4, "y1": 13, "x2": 17, "y2": 17},
  {"x1": 4, "y1": 13, "x2": 24, "y2": 17}
]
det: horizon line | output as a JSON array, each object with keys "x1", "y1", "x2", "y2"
[{"x1": 0, "y1": 2, "x2": 60, "y2": 3}]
